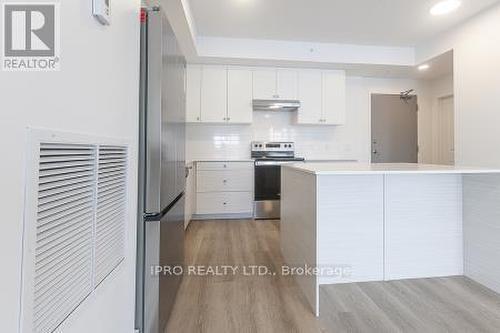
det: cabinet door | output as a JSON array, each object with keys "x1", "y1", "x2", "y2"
[
  {"x1": 196, "y1": 192, "x2": 253, "y2": 215},
  {"x1": 197, "y1": 169, "x2": 254, "y2": 193},
  {"x1": 184, "y1": 163, "x2": 195, "y2": 229},
  {"x1": 297, "y1": 70, "x2": 323, "y2": 124},
  {"x1": 277, "y1": 69, "x2": 298, "y2": 100},
  {"x1": 201, "y1": 65, "x2": 227, "y2": 123},
  {"x1": 186, "y1": 64, "x2": 201, "y2": 122},
  {"x1": 227, "y1": 68, "x2": 253, "y2": 124},
  {"x1": 322, "y1": 70, "x2": 346, "y2": 125},
  {"x1": 253, "y1": 69, "x2": 277, "y2": 100}
]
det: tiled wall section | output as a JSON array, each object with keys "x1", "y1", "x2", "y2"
[
  {"x1": 187, "y1": 111, "x2": 357, "y2": 161},
  {"x1": 186, "y1": 76, "x2": 418, "y2": 162}
]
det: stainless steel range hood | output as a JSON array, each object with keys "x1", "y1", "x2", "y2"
[{"x1": 253, "y1": 99, "x2": 301, "y2": 111}]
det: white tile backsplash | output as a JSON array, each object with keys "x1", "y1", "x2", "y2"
[{"x1": 187, "y1": 111, "x2": 357, "y2": 161}]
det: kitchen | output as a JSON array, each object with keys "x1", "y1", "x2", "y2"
[
  {"x1": 3, "y1": 1, "x2": 500, "y2": 333},
  {"x1": 167, "y1": 0, "x2": 500, "y2": 331}
]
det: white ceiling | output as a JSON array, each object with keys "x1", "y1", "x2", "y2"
[{"x1": 188, "y1": 0, "x2": 500, "y2": 47}]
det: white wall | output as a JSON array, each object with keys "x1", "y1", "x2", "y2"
[
  {"x1": 196, "y1": 37, "x2": 415, "y2": 66},
  {"x1": 0, "y1": 1, "x2": 141, "y2": 332},
  {"x1": 186, "y1": 76, "x2": 417, "y2": 163},
  {"x1": 416, "y1": 3, "x2": 500, "y2": 167}
]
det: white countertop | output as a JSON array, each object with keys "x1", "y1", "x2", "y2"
[
  {"x1": 285, "y1": 162, "x2": 500, "y2": 175},
  {"x1": 188, "y1": 159, "x2": 254, "y2": 163},
  {"x1": 187, "y1": 159, "x2": 357, "y2": 164}
]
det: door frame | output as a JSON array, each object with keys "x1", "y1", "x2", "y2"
[{"x1": 368, "y1": 91, "x2": 419, "y2": 163}]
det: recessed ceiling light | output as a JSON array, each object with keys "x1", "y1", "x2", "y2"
[
  {"x1": 430, "y1": 0, "x2": 462, "y2": 16},
  {"x1": 418, "y1": 64, "x2": 430, "y2": 71}
]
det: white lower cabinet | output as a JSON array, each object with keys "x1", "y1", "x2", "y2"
[
  {"x1": 197, "y1": 169, "x2": 253, "y2": 192},
  {"x1": 195, "y1": 161, "x2": 254, "y2": 217},
  {"x1": 184, "y1": 163, "x2": 196, "y2": 229},
  {"x1": 196, "y1": 192, "x2": 253, "y2": 215}
]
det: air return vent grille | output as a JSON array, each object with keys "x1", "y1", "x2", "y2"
[
  {"x1": 21, "y1": 134, "x2": 129, "y2": 333},
  {"x1": 94, "y1": 146, "x2": 128, "y2": 285},
  {"x1": 34, "y1": 143, "x2": 95, "y2": 333}
]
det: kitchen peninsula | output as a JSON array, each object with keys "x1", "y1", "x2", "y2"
[{"x1": 281, "y1": 163, "x2": 500, "y2": 316}]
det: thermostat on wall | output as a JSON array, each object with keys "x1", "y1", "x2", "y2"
[{"x1": 93, "y1": 0, "x2": 111, "y2": 25}]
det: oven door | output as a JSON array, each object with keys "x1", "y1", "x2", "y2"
[{"x1": 254, "y1": 161, "x2": 282, "y2": 219}]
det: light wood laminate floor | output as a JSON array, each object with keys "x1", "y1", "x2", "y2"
[{"x1": 166, "y1": 220, "x2": 500, "y2": 333}]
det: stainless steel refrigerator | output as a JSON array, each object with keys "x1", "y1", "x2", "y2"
[{"x1": 136, "y1": 6, "x2": 186, "y2": 333}]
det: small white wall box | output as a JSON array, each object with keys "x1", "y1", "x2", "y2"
[{"x1": 93, "y1": 0, "x2": 111, "y2": 25}]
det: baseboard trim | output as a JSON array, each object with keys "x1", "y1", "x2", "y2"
[{"x1": 192, "y1": 213, "x2": 254, "y2": 220}]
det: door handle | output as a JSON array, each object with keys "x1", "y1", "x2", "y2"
[{"x1": 372, "y1": 150, "x2": 378, "y2": 154}]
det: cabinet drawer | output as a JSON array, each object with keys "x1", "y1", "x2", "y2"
[
  {"x1": 197, "y1": 161, "x2": 253, "y2": 171},
  {"x1": 196, "y1": 192, "x2": 253, "y2": 215},
  {"x1": 197, "y1": 170, "x2": 253, "y2": 192}
]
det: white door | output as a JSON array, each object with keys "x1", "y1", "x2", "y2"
[
  {"x1": 186, "y1": 64, "x2": 201, "y2": 122},
  {"x1": 253, "y1": 69, "x2": 277, "y2": 99},
  {"x1": 322, "y1": 71, "x2": 346, "y2": 125},
  {"x1": 434, "y1": 95, "x2": 455, "y2": 165},
  {"x1": 297, "y1": 70, "x2": 322, "y2": 124},
  {"x1": 277, "y1": 69, "x2": 298, "y2": 100},
  {"x1": 200, "y1": 65, "x2": 227, "y2": 123},
  {"x1": 227, "y1": 68, "x2": 253, "y2": 124}
]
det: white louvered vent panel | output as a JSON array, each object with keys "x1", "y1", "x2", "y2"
[
  {"x1": 34, "y1": 143, "x2": 95, "y2": 333},
  {"x1": 94, "y1": 145, "x2": 128, "y2": 285}
]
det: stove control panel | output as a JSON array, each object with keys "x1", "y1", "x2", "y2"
[{"x1": 251, "y1": 141, "x2": 295, "y2": 152}]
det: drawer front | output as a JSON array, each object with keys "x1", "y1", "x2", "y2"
[
  {"x1": 197, "y1": 169, "x2": 253, "y2": 192},
  {"x1": 196, "y1": 192, "x2": 253, "y2": 215},
  {"x1": 197, "y1": 161, "x2": 253, "y2": 171}
]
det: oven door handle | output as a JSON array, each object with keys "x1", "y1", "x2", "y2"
[{"x1": 255, "y1": 161, "x2": 283, "y2": 166}]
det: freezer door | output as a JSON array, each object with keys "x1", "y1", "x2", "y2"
[
  {"x1": 159, "y1": 195, "x2": 185, "y2": 331},
  {"x1": 143, "y1": 216, "x2": 160, "y2": 333},
  {"x1": 143, "y1": 194, "x2": 185, "y2": 333},
  {"x1": 145, "y1": 9, "x2": 186, "y2": 214}
]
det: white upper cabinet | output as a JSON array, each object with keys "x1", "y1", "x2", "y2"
[
  {"x1": 277, "y1": 69, "x2": 298, "y2": 100},
  {"x1": 322, "y1": 70, "x2": 346, "y2": 125},
  {"x1": 186, "y1": 64, "x2": 202, "y2": 122},
  {"x1": 200, "y1": 65, "x2": 227, "y2": 123},
  {"x1": 296, "y1": 69, "x2": 346, "y2": 125},
  {"x1": 252, "y1": 69, "x2": 277, "y2": 100},
  {"x1": 297, "y1": 70, "x2": 322, "y2": 124},
  {"x1": 252, "y1": 68, "x2": 298, "y2": 100},
  {"x1": 186, "y1": 65, "x2": 345, "y2": 126},
  {"x1": 227, "y1": 68, "x2": 253, "y2": 124}
]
